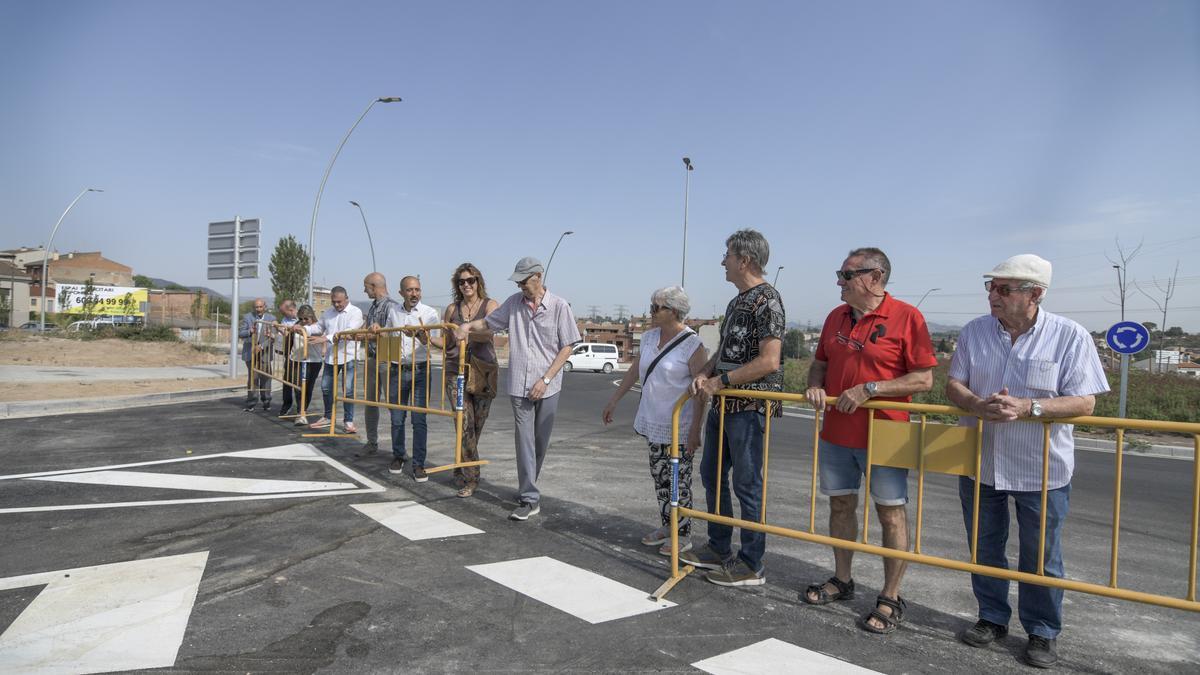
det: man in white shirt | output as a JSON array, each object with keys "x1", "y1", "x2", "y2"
[
  {"x1": 387, "y1": 275, "x2": 442, "y2": 482},
  {"x1": 305, "y1": 286, "x2": 364, "y2": 433},
  {"x1": 945, "y1": 254, "x2": 1109, "y2": 669}
]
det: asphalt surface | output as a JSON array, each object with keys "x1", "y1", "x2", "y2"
[{"x1": 1, "y1": 369, "x2": 1197, "y2": 673}]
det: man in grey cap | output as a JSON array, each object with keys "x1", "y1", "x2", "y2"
[
  {"x1": 455, "y1": 256, "x2": 581, "y2": 521},
  {"x1": 945, "y1": 254, "x2": 1109, "y2": 668}
]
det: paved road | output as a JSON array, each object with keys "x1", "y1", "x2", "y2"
[{"x1": 0, "y1": 369, "x2": 1196, "y2": 673}]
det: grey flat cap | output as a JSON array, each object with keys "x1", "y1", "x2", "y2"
[{"x1": 509, "y1": 256, "x2": 545, "y2": 282}]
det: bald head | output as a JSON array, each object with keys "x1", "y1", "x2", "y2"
[
  {"x1": 253, "y1": 298, "x2": 267, "y2": 316},
  {"x1": 363, "y1": 272, "x2": 388, "y2": 300}
]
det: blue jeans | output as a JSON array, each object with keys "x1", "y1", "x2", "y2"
[
  {"x1": 699, "y1": 408, "x2": 766, "y2": 572},
  {"x1": 321, "y1": 359, "x2": 356, "y2": 423},
  {"x1": 392, "y1": 362, "x2": 428, "y2": 467},
  {"x1": 959, "y1": 477, "x2": 1071, "y2": 638}
]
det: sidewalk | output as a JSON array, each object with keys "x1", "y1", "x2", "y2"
[{"x1": 0, "y1": 364, "x2": 230, "y2": 383}]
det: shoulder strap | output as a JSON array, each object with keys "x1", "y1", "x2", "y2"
[{"x1": 643, "y1": 330, "x2": 694, "y2": 383}]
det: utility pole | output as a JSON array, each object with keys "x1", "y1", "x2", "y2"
[
  {"x1": 587, "y1": 305, "x2": 601, "y2": 321},
  {"x1": 614, "y1": 305, "x2": 629, "y2": 321}
]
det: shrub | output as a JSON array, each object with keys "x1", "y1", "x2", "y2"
[{"x1": 117, "y1": 325, "x2": 179, "y2": 342}]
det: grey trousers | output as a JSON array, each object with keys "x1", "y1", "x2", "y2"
[
  {"x1": 364, "y1": 357, "x2": 389, "y2": 445},
  {"x1": 511, "y1": 393, "x2": 559, "y2": 505}
]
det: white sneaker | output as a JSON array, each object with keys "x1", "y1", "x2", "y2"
[
  {"x1": 294, "y1": 416, "x2": 308, "y2": 426},
  {"x1": 658, "y1": 540, "x2": 694, "y2": 556},
  {"x1": 641, "y1": 526, "x2": 669, "y2": 546},
  {"x1": 309, "y1": 417, "x2": 331, "y2": 429}
]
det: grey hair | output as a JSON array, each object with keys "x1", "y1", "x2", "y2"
[
  {"x1": 847, "y1": 247, "x2": 892, "y2": 286},
  {"x1": 651, "y1": 285, "x2": 690, "y2": 320},
  {"x1": 330, "y1": 285, "x2": 348, "y2": 298},
  {"x1": 726, "y1": 229, "x2": 770, "y2": 273},
  {"x1": 297, "y1": 304, "x2": 317, "y2": 322}
]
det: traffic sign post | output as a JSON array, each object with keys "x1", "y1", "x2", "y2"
[
  {"x1": 1106, "y1": 321, "x2": 1150, "y2": 418},
  {"x1": 209, "y1": 218, "x2": 261, "y2": 378}
]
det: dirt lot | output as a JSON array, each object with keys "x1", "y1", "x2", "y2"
[{"x1": 0, "y1": 334, "x2": 226, "y2": 367}]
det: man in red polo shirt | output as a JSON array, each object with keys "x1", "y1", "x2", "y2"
[{"x1": 802, "y1": 247, "x2": 937, "y2": 635}]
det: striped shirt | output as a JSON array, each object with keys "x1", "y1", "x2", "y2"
[
  {"x1": 948, "y1": 309, "x2": 1110, "y2": 491},
  {"x1": 486, "y1": 290, "x2": 582, "y2": 399}
]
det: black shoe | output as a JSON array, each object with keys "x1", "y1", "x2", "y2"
[
  {"x1": 1024, "y1": 635, "x2": 1057, "y2": 668},
  {"x1": 961, "y1": 619, "x2": 1008, "y2": 648},
  {"x1": 243, "y1": 404, "x2": 256, "y2": 412},
  {"x1": 413, "y1": 466, "x2": 428, "y2": 483},
  {"x1": 356, "y1": 442, "x2": 379, "y2": 458},
  {"x1": 388, "y1": 458, "x2": 405, "y2": 474}
]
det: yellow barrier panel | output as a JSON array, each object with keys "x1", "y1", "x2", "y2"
[
  {"x1": 303, "y1": 323, "x2": 486, "y2": 476},
  {"x1": 248, "y1": 320, "x2": 307, "y2": 417},
  {"x1": 653, "y1": 390, "x2": 1200, "y2": 614}
]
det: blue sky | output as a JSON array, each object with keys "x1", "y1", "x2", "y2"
[{"x1": 2, "y1": 1, "x2": 1198, "y2": 331}]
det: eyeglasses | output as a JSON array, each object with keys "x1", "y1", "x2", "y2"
[
  {"x1": 650, "y1": 304, "x2": 662, "y2": 313},
  {"x1": 836, "y1": 268, "x2": 878, "y2": 281},
  {"x1": 457, "y1": 277, "x2": 478, "y2": 286},
  {"x1": 835, "y1": 331, "x2": 866, "y2": 351},
  {"x1": 516, "y1": 276, "x2": 535, "y2": 287},
  {"x1": 984, "y1": 280, "x2": 1034, "y2": 296}
]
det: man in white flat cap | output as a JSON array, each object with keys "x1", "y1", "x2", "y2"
[
  {"x1": 455, "y1": 256, "x2": 581, "y2": 521},
  {"x1": 945, "y1": 254, "x2": 1109, "y2": 668}
]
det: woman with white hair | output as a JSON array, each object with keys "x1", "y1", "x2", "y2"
[{"x1": 603, "y1": 285, "x2": 708, "y2": 555}]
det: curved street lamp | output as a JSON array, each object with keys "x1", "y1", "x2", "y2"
[
  {"x1": 681, "y1": 157, "x2": 693, "y2": 287},
  {"x1": 916, "y1": 287, "x2": 941, "y2": 308},
  {"x1": 544, "y1": 230, "x2": 574, "y2": 284},
  {"x1": 348, "y1": 201, "x2": 377, "y2": 273},
  {"x1": 306, "y1": 96, "x2": 401, "y2": 303},
  {"x1": 772, "y1": 265, "x2": 784, "y2": 286},
  {"x1": 40, "y1": 188, "x2": 103, "y2": 330}
]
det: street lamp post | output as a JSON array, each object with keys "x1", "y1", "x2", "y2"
[
  {"x1": 306, "y1": 96, "x2": 401, "y2": 304},
  {"x1": 544, "y1": 230, "x2": 574, "y2": 284},
  {"x1": 40, "y1": 188, "x2": 103, "y2": 330},
  {"x1": 681, "y1": 157, "x2": 693, "y2": 288},
  {"x1": 916, "y1": 287, "x2": 941, "y2": 308},
  {"x1": 348, "y1": 201, "x2": 377, "y2": 273},
  {"x1": 772, "y1": 265, "x2": 784, "y2": 287}
]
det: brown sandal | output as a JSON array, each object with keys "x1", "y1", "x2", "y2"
[
  {"x1": 801, "y1": 576, "x2": 855, "y2": 605},
  {"x1": 456, "y1": 483, "x2": 477, "y2": 498},
  {"x1": 858, "y1": 595, "x2": 906, "y2": 634}
]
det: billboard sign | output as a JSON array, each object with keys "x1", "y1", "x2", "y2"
[{"x1": 56, "y1": 285, "x2": 149, "y2": 317}]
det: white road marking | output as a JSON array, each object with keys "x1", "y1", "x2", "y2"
[
  {"x1": 0, "y1": 552, "x2": 208, "y2": 674},
  {"x1": 352, "y1": 501, "x2": 484, "y2": 540},
  {"x1": 692, "y1": 638, "x2": 881, "y2": 674},
  {"x1": 32, "y1": 470, "x2": 356, "y2": 494},
  {"x1": 0, "y1": 443, "x2": 385, "y2": 514},
  {"x1": 466, "y1": 556, "x2": 674, "y2": 624}
]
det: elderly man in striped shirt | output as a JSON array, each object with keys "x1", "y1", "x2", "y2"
[{"x1": 945, "y1": 254, "x2": 1109, "y2": 669}]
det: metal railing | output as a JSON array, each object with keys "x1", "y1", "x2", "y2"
[
  {"x1": 653, "y1": 390, "x2": 1200, "y2": 614},
  {"x1": 248, "y1": 320, "x2": 307, "y2": 417},
  {"x1": 302, "y1": 323, "x2": 486, "y2": 475}
]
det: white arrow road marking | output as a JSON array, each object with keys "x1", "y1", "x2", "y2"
[
  {"x1": 467, "y1": 556, "x2": 674, "y2": 624},
  {"x1": 692, "y1": 638, "x2": 882, "y2": 674},
  {"x1": 31, "y1": 470, "x2": 357, "y2": 494},
  {"x1": 352, "y1": 501, "x2": 484, "y2": 540},
  {"x1": 0, "y1": 552, "x2": 208, "y2": 674}
]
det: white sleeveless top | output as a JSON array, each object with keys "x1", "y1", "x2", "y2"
[{"x1": 634, "y1": 327, "x2": 704, "y2": 445}]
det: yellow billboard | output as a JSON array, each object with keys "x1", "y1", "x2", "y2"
[{"x1": 57, "y1": 284, "x2": 149, "y2": 317}]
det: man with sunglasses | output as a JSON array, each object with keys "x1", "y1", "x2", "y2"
[
  {"x1": 454, "y1": 256, "x2": 581, "y2": 521},
  {"x1": 803, "y1": 247, "x2": 937, "y2": 636},
  {"x1": 945, "y1": 254, "x2": 1108, "y2": 668}
]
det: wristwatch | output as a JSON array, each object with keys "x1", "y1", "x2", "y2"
[
  {"x1": 1030, "y1": 399, "x2": 1043, "y2": 418},
  {"x1": 864, "y1": 381, "x2": 878, "y2": 397},
  {"x1": 542, "y1": 376, "x2": 552, "y2": 385},
  {"x1": 720, "y1": 373, "x2": 731, "y2": 386}
]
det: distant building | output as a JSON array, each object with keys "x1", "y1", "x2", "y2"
[
  {"x1": 0, "y1": 256, "x2": 33, "y2": 327},
  {"x1": 146, "y1": 289, "x2": 210, "y2": 325},
  {"x1": 1177, "y1": 362, "x2": 1200, "y2": 379},
  {"x1": 9, "y1": 248, "x2": 135, "y2": 314}
]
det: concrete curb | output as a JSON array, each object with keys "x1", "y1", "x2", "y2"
[{"x1": 0, "y1": 386, "x2": 244, "y2": 420}]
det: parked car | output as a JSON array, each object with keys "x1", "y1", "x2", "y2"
[
  {"x1": 564, "y1": 342, "x2": 620, "y2": 373},
  {"x1": 18, "y1": 321, "x2": 59, "y2": 332}
]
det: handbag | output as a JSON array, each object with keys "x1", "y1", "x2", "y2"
[{"x1": 466, "y1": 353, "x2": 498, "y2": 398}]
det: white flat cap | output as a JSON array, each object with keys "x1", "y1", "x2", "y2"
[{"x1": 984, "y1": 254, "x2": 1051, "y2": 287}]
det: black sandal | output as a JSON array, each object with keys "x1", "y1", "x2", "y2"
[
  {"x1": 857, "y1": 595, "x2": 906, "y2": 634},
  {"x1": 801, "y1": 576, "x2": 855, "y2": 605}
]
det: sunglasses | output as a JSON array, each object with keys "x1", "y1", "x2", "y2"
[
  {"x1": 836, "y1": 268, "x2": 878, "y2": 281},
  {"x1": 984, "y1": 280, "x2": 1034, "y2": 297},
  {"x1": 835, "y1": 330, "x2": 866, "y2": 351},
  {"x1": 516, "y1": 276, "x2": 535, "y2": 287},
  {"x1": 457, "y1": 277, "x2": 478, "y2": 286},
  {"x1": 650, "y1": 304, "x2": 663, "y2": 313}
]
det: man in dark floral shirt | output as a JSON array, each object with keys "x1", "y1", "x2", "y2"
[{"x1": 683, "y1": 228, "x2": 784, "y2": 586}]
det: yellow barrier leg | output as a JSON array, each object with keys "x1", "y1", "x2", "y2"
[
  {"x1": 810, "y1": 408, "x2": 820, "y2": 534},
  {"x1": 652, "y1": 396, "x2": 695, "y2": 601},
  {"x1": 1109, "y1": 429, "x2": 1125, "y2": 587},
  {"x1": 1189, "y1": 434, "x2": 1200, "y2": 602},
  {"x1": 915, "y1": 414, "x2": 927, "y2": 555},
  {"x1": 1038, "y1": 423, "x2": 1050, "y2": 576}
]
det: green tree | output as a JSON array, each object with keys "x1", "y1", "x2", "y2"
[
  {"x1": 1166, "y1": 326, "x2": 1184, "y2": 337},
  {"x1": 269, "y1": 235, "x2": 309, "y2": 308},
  {"x1": 133, "y1": 274, "x2": 156, "y2": 288},
  {"x1": 782, "y1": 328, "x2": 810, "y2": 359},
  {"x1": 120, "y1": 292, "x2": 136, "y2": 316},
  {"x1": 1142, "y1": 321, "x2": 1157, "y2": 333},
  {"x1": 79, "y1": 279, "x2": 99, "y2": 320}
]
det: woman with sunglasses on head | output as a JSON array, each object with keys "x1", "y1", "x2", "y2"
[
  {"x1": 602, "y1": 286, "x2": 708, "y2": 555},
  {"x1": 442, "y1": 263, "x2": 500, "y2": 498},
  {"x1": 290, "y1": 304, "x2": 324, "y2": 426}
]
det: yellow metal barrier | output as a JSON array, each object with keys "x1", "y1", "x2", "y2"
[
  {"x1": 654, "y1": 390, "x2": 1200, "y2": 614},
  {"x1": 248, "y1": 320, "x2": 307, "y2": 417},
  {"x1": 303, "y1": 323, "x2": 486, "y2": 476}
]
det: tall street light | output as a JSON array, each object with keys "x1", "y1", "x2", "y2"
[
  {"x1": 40, "y1": 188, "x2": 103, "y2": 330},
  {"x1": 681, "y1": 157, "x2": 693, "y2": 288},
  {"x1": 544, "y1": 230, "x2": 574, "y2": 284},
  {"x1": 772, "y1": 265, "x2": 784, "y2": 286},
  {"x1": 348, "y1": 201, "x2": 377, "y2": 273},
  {"x1": 916, "y1": 287, "x2": 941, "y2": 308},
  {"x1": 306, "y1": 96, "x2": 402, "y2": 304}
]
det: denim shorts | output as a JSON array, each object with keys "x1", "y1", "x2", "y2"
[{"x1": 818, "y1": 439, "x2": 909, "y2": 506}]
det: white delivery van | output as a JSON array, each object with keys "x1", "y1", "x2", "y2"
[{"x1": 565, "y1": 342, "x2": 620, "y2": 373}]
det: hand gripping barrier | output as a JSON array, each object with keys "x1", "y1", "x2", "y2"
[
  {"x1": 248, "y1": 320, "x2": 308, "y2": 417},
  {"x1": 303, "y1": 323, "x2": 486, "y2": 476},
  {"x1": 653, "y1": 389, "x2": 1200, "y2": 615}
]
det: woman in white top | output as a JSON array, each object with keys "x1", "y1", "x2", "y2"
[
  {"x1": 603, "y1": 286, "x2": 708, "y2": 555},
  {"x1": 289, "y1": 304, "x2": 325, "y2": 426}
]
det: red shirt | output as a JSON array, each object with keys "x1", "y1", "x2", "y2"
[{"x1": 814, "y1": 293, "x2": 937, "y2": 449}]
